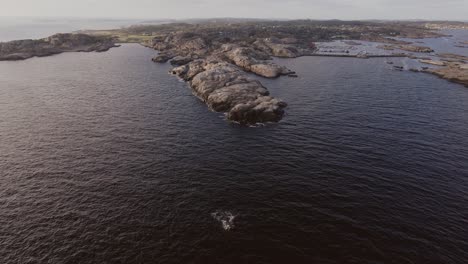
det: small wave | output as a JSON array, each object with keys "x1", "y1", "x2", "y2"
[{"x1": 211, "y1": 211, "x2": 236, "y2": 230}]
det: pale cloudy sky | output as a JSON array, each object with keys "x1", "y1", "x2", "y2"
[{"x1": 1, "y1": 0, "x2": 467, "y2": 20}]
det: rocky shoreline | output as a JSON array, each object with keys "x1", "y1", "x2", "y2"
[
  {"x1": 377, "y1": 44, "x2": 434, "y2": 53},
  {"x1": 150, "y1": 36, "x2": 305, "y2": 124},
  {"x1": 2, "y1": 20, "x2": 467, "y2": 125},
  {"x1": 0, "y1": 33, "x2": 117, "y2": 61},
  {"x1": 74, "y1": 20, "x2": 468, "y2": 125},
  {"x1": 425, "y1": 66, "x2": 468, "y2": 87},
  {"x1": 148, "y1": 31, "x2": 447, "y2": 124},
  {"x1": 421, "y1": 54, "x2": 468, "y2": 87},
  {"x1": 404, "y1": 53, "x2": 468, "y2": 87},
  {"x1": 171, "y1": 58, "x2": 288, "y2": 124},
  {"x1": 146, "y1": 26, "x2": 442, "y2": 124}
]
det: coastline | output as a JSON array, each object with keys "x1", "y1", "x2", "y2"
[
  {"x1": 0, "y1": 33, "x2": 118, "y2": 61},
  {"x1": 1, "y1": 20, "x2": 467, "y2": 124}
]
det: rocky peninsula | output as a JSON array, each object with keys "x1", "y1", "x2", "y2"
[
  {"x1": 426, "y1": 65, "x2": 468, "y2": 87},
  {"x1": 0, "y1": 33, "x2": 117, "y2": 61},
  {"x1": 5, "y1": 19, "x2": 468, "y2": 125},
  {"x1": 126, "y1": 20, "x2": 450, "y2": 124},
  {"x1": 419, "y1": 54, "x2": 468, "y2": 87},
  {"x1": 150, "y1": 35, "x2": 303, "y2": 124}
]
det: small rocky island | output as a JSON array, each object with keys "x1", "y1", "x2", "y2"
[{"x1": 0, "y1": 33, "x2": 117, "y2": 61}]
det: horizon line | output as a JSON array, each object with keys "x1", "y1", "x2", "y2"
[{"x1": 0, "y1": 15, "x2": 467, "y2": 23}]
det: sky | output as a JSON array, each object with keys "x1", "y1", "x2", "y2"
[{"x1": 1, "y1": 0, "x2": 467, "y2": 21}]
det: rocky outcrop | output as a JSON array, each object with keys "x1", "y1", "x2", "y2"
[
  {"x1": 424, "y1": 63, "x2": 468, "y2": 87},
  {"x1": 398, "y1": 45, "x2": 434, "y2": 53},
  {"x1": 0, "y1": 33, "x2": 117, "y2": 61},
  {"x1": 171, "y1": 58, "x2": 287, "y2": 124},
  {"x1": 141, "y1": 22, "x2": 464, "y2": 124},
  {"x1": 377, "y1": 44, "x2": 434, "y2": 53},
  {"x1": 419, "y1": 50, "x2": 467, "y2": 87},
  {"x1": 419, "y1": 59, "x2": 446, "y2": 66},
  {"x1": 376, "y1": 45, "x2": 396, "y2": 51},
  {"x1": 152, "y1": 52, "x2": 174, "y2": 63},
  {"x1": 249, "y1": 64, "x2": 290, "y2": 78},
  {"x1": 222, "y1": 44, "x2": 293, "y2": 78},
  {"x1": 151, "y1": 32, "x2": 209, "y2": 57},
  {"x1": 149, "y1": 32, "x2": 301, "y2": 125},
  {"x1": 170, "y1": 55, "x2": 193, "y2": 66},
  {"x1": 227, "y1": 96, "x2": 287, "y2": 124},
  {"x1": 437, "y1": 53, "x2": 468, "y2": 63},
  {"x1": 253, "y1": 38, "x2": 314, "y2": 58}
]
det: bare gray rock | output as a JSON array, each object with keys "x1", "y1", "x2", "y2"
[
  {"x1": 170, "y1": 59, "x2": 287, "y2": 124},
  {"x1": 227, "y1": 96, "x2": 287, "y2": 124},
  {"x1": 250, "y1": 64, "x2": 290, "y2": 78},
  {"x1": 223, "y1": 45, "x2": 292, "y2": 78},
  {"x1": 150, "y1": 34, "x2": 297, "y2": 125},
  {"x1": 152, "y1": 52, "x2": 174, "y2": 63},
  {"x1": 254, "y1": 38, "x2": 313, "y2": 58},
  {"x1": 170, "y1": 55, "x2": 193, "y2": 66}
]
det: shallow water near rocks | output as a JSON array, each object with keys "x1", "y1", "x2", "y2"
[{"x1": 1, "y1": 39, "x2": 468, "y2": 263}]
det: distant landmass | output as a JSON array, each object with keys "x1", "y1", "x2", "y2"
[{"x1": 0, "y1": 33, "x2": 117, "y2": 61}]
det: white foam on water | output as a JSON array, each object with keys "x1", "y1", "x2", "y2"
[{"x1": 211, "y1": 211, "x2": 236, "y2": 231}]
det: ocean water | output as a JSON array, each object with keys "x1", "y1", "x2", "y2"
[
  {"x1": 396, "y1": 29, "x2": 468, "y2": 56},
  {"x1": 1, "y1": 23, "x2": 468, "y2": 263},
  {"x1": 0, "y1": 17, "x2": 150, "y2": 42}
]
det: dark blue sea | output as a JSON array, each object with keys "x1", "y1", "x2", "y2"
[{"x1": 0, "y1": 20, "x2": 467, "y2": 263}]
